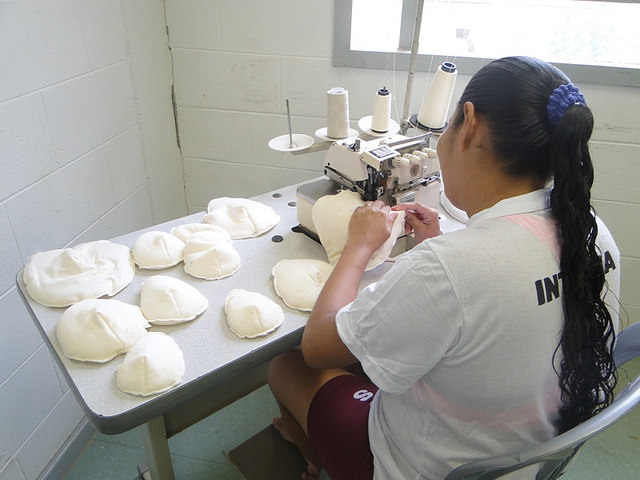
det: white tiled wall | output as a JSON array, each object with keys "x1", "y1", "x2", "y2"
[
  {"x1": 586, "y1": 83, "x2": 640, "y2": 328},
  {"x1": 0, "y1": 0, "x2": 184, "y2": 478},
  {"x1": 165, "y1": 0, "x2": 639, "y2": 324}
]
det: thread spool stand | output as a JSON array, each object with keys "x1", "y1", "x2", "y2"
[
  {"x1": 358, "y1": 116, "x2": 401, "y2": 137},
  {"x1": 268, "y1": 99, "x2": 314, "y2": 152}
]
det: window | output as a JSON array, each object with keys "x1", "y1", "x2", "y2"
[{"x1": 334, "y1": 0, "x2": 640, "y2": 87}]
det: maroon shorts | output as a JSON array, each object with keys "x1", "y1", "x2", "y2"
[{"x1": 307, "y1": 374, "x2": 379, "y2": 480}]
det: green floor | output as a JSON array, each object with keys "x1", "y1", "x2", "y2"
[{"x1": 64, "y1": 361, "x2": 640, "y2": 480}]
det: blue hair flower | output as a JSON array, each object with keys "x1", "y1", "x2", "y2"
[{"x1": 547, "y1": 84, "x2": 586, "y2": 127}]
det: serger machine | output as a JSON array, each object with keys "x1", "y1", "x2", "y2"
[{"x1": 296, "y1": 133, "x2": 442, "y2": 237}]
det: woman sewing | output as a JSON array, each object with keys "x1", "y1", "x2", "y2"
[{"x1": 268, "y1": 56, "x2": 620, "y2": 480}]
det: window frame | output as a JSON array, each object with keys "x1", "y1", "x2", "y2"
[{"x1": 333, "y1": 0, "x2": 640, "y2": 88}]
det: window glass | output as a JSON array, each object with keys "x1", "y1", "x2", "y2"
[{"x1": 344, "y1": 0, "x2": 640, "y2": 85}]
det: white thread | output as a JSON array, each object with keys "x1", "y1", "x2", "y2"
[
  {"x1": 371, "y1": 87, "x2": 391, "y2": 133},
  {"x1": 417, "y1": 62, "x2": 458, "y2": 130},
  {"x1": 327, "y1": 87, "x2": 350, "y2": 139}
]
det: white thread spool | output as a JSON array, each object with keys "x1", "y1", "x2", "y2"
[
  {"x1": 417, "y1": 62, "x2": 457, "y2": 131},
  {"x1": 371, "y1": 86, "x2": 391, "y2": 133},
  {"x1": 327, "y1": 87, "x2": 350, "y2": 139}
]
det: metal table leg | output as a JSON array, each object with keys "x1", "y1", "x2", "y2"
[{"x1": 139, "y1": 416, "x2": 175, "y2": 480}]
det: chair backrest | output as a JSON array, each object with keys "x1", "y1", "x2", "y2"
[{"x1": 444, "y1": 321, "x2": 640, "y2": 480}]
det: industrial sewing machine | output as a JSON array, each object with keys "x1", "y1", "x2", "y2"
[{"x1": 296, "y1": 133, "x2": 442, "y2": 237}]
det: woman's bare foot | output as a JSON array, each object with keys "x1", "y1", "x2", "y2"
[
  {"x1": 302, "y1": 463, "x2": 320, "y2": 480},
  {"x1": 273, "y1": 418, "x2": 322, "y2": 479},
  {"x1": 273, "y1": 417, "x2": 322, "y2": 479},
  {"x1": 272, "y1": 417, "x2": 294, "y2": 443}
]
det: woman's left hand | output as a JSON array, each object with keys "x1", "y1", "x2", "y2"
[{"x1": 392, "y1": 202, "x2": 441, "y2": 243}]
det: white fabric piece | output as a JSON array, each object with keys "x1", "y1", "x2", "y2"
[
  {"x1": 203, "y1": 197, "x2": 280, "y2": 239},
  {"x1": 23, "y1": 240, "x2": 135, "y2": 307},
  {"x1": 224, "y1": 289, "x2": 284, "y2": 338},
  {"x1": 183, "y1": 238, "x2": 241, "y2": 280},
  {"x1": 132, "y1": 231, "x2": 185, "y2": 269},
  {"x1": 311, "y1": 190, "x2": 405, "y2": 271},
  {"x1": 170, "y1": 223, "x2": 232, "y2": 244},
  {"x1": 56, "y1": 299, "x2": 150, "y2": 363},
  {"x1": 115, "y1": 332, "x2": 185, "y2": 397},
  {"x1": 272, "y1": 259, "x2": 334, "y2": 311},
  {"x1": 139, "y1": 275, "x2": 208, "y2": 325}
]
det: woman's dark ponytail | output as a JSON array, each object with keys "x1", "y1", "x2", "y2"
[
  {"x1": 453, "y1": 57, "x2": 617, "y2": 433},
  {"x1": 549, "y1": 103, "x2": 617, "y2": 432}
]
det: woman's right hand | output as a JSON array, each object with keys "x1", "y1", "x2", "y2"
[
  {"x1": 346, "y1": 200, "x2": 396, "y2": 256},
  {"x1": 392, "y1": 202, "x2": 441, "y2": 244}
]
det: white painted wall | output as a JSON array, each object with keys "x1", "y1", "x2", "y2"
[
  {"x1": 0, "y1": 1, "x2": 184, "y2": 478},
  {"x1": 166, "y1": 0, "x2": 639, "y2": 325}
]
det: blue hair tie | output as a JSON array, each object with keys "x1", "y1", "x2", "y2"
[{"x1": 547, "y1": 84, "x2": 586, "y2": 127}]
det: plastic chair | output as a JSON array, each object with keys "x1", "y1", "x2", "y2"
[{"x1": 445, "y1": 321, "x2": 640, "y2": 480}]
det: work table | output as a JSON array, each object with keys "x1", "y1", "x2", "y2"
[{"x1": 17, "y1": 179, "x2": 403, "y2": 479}]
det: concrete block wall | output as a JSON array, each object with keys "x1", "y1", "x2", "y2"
[
  {"x1": 1, "y1": 0, "x2": 638, "y2": 477},
  {"x1": 166, "y1": 0, "x2": 436, "y2": 209},
  {"x1": 586, "y1": 84, "x2": 640, "y2": 329},
  {"x1": 0, "y1": 1, "x2": 184, "y2": 478},
  {"x1": 165, "y1": 0, "x2": 639, "y2": 324}
]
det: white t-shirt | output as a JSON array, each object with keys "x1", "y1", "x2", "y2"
[{"x1": 336, "y1": 189, "x2": 620, "y2": 480}]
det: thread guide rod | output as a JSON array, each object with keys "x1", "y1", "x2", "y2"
[
  {"x1": 286, "y1": 99, "x2": 294, "y2": 148},
  {"x1": 401, "y1": 0, "x2": 425, "y2": 134}
]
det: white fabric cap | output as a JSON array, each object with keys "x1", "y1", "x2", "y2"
[
  {"x1": 23, "y1": 240, "x2": 135, "y2": 307},
  {"x1": 272, "y1": 259, "x2": 334, "y2": 311},
  {"x1": 139, "y1": 275, "x2": 208, "y2": 325},
  {"x1": 183, "y1": 238, "x2": 241, "y2": 280},
  {"x1": 132, "y1": 231, "x2": 185, "y2": 269},
  {"x1": 311, "y1": 190, "x2": 405, "y2": 271},
  {"x1": 203, "y1": 197, "x2": 280, "y2": 239},
  {"x1": 56, "y1": 299, "x2": 150, "y2": 363},
  {"x1": 170, "y1": 223, "x2": 232, "y2": 244},
  {"x1": 224, "y1": 289, "x2": 284, "y2": 338},
  {"x1": 115, "y1": 332, "x2": 185, "y2": 396}
]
